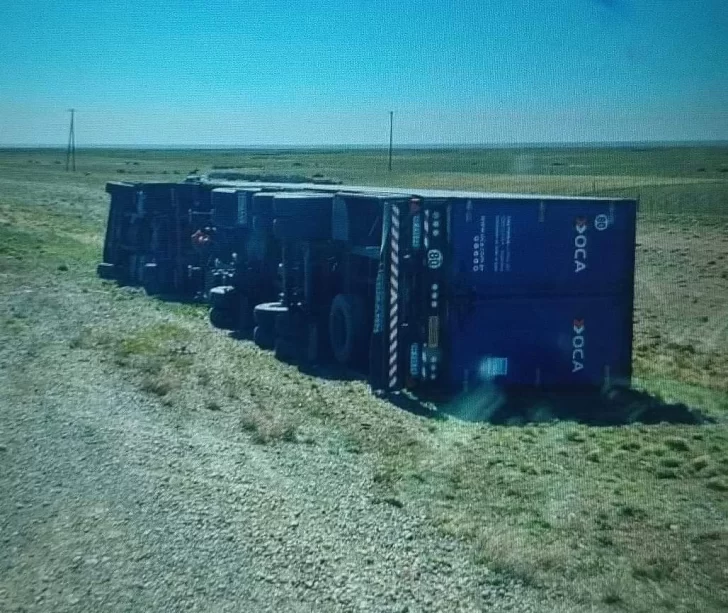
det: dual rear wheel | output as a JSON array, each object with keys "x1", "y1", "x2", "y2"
[
  {"x1": 208, "y1": 286, "x2": 252, "y2": 332},
  {"x1": 249, "y1": 294, "x2": 367, "y2": 368}
]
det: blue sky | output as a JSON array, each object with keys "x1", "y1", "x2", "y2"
[{"x1": 1, "y1": 0, "x2": 726, "y2": 145}]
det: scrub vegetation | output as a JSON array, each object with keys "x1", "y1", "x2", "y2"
[{"x1": 1, "y1": 145, "x2": 726, "y2": 612}]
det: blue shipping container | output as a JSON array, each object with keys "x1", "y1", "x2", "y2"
[
  {"x1": 445, "y1": 293, "x2": 633, "y2": 390},
  {"x1": 448, "y1": 197, "x2": 637, "y2": 296}
]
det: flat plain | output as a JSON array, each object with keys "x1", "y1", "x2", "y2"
[{"x1": 1, "y1": 145, "x2": 726, "y2": 613}]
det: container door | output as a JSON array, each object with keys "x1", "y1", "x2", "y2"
[
  {"x1": 103, "y1": 183, "x2": 135, "y2": 264},
  {"x1": 446, "y1": 294, "x2": 633, "y2": 391},
  {"x1": 449, "y1": 198, "x2": 636, "y2": 296}
]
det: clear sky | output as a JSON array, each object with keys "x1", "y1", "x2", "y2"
[{"x1": 1, "y1": 0, "x2": 726, "y2": 146}]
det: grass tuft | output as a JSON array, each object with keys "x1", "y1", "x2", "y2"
[
  {"x1": 205, "y1": 399, "x2": 222, "y2": 412},
  {"x1": 586, "y1": 449, "x2": 601, "y2": 462},
  {"x1": 705, "y1": 477, "x2": 728, "y2": 492},
  {"x1": 664, "y1": 437, "x2": 691, "y2": 452},
  {"x1": 632, "y1": 558, "x2": 677, "y2": 582},
  {"x1": 620, "y1": 440, "x2": 642, "y2": 451},
  {"x1": 659, "y1": 456, "x2": 683, "y2": 469},
  {"x1": 565, "y1": 430, "x2": 587, "y2": 443},
  {"x1": 474, "y1": 529, "x2": 541, "y2": 586},
  {"x1": 602, "y1": 588, "x2": 623, "y2": 605},
  {"x1": 240, "y1": 407, "x2": 298, "y2": 445},
  {"x1": 690, "y1": 455, "x2": 711, "y2": 471},
  {"x1": 656, "y1": 468, "x2": 679, "y2": 479},
  {"x1": 141, "y1": 373, "x2": 177, "y2": 397}
]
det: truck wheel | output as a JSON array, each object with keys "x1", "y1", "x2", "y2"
[
  {"x1": 209, "y1": 306, "x2": 236, "y2": 330},
  {"x1": 253, "y1": 325, "x2": 274, "y2": 350},
  {"x1": 253, "y1": 302, "x2": 288, "y2": 331},
  {"x1": 274, "y1": 337, "x2": 299, "y2": 364},
  {"x1": 274, "y1": 309, "x2": 299, "y2": 339},
  {"x1": 97, "y1": 262, "x2": 116, "y2": 280},
  {"x1": 209, "y1": 285, "x2": 236, "y2": 310},
  {"x1": 328, "y1": 294, "x2": 366, "y2": 366}
]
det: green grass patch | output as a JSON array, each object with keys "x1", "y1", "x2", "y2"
[
  {"x1": 369, "y1": 417, "x2": 728, "y2": 612},
  {"x1": 115, "y1": 322, "x2": 189, "y2": 358},
  {"x1": 69, "y1": 322, "x2": 193, "y2": 400},
  {"x1": 0, "y1": 214, "x2": 99, "y2": 276}
]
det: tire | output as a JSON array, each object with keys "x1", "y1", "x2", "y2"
[
  {"x1": 274, "y1": 337, "x2": 299, "y2": 364},
  {"x1": 328, "y1": 294, "x2": 367, "y2": 366},
  {"x1": 209, "y1": 285, "x2": 236, "y2": 310},
  {"x1": 209, "y1": 306, "x2": 236, "y2": 330},
  {"x1": 97, "y1": 262, "x2": 116, "y2": 280},
  {"x1": 253, "y1": 325, "x2": 274, "y2": 350},
  {"x1": 274, "y1": 309, "x2": 298, "y2": 339},
  {"x1": 253, "y1": 302, "x2": 288, "y2": 331}
]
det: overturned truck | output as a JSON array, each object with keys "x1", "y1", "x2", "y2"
[{"x1": 99, "y1": 178, "x2": 637, "y2": 400}]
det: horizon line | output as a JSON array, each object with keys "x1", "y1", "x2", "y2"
[{"x1": 1, "y1": 139, "x2": 727, "y2": 150}]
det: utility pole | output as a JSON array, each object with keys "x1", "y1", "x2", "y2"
[
  {"x1": 66, "y1": 108, "x2": 76, "y2": 171},
  {"x1": 388, "y1": 111, "x2": 393, "y2": 172}
]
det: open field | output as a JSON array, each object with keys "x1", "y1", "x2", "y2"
[{"x1": 1, "y1": 145, "x2": 727, "y2": 613}]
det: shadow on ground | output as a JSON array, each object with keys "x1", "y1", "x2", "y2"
[
  {"x1": 234, "y1": 324, "x2": 713, "y2": 427},
  {"x1": 290, "y1": 354, "x2": 712, "y2": 427},
  {"x1": 440, "y1": 384, "x2": 714, "y2": 426}
]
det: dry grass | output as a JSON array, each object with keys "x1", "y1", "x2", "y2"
[
  {"x1": 140, "y1": 373, "x2": 178, "y2": 397},
  {"x1": 240, "y1": 407, "x2": 298, "y2": 444}
]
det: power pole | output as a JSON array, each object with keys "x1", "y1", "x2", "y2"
[
  {"x1": 66, "y1": 108, "x2": 76, "y2": 172},
  {"x1": 388, "y1": 110, "x2": 393, "y2": 172}
]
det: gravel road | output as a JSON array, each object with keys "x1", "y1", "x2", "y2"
[{"x1": 0, "y1": 276, "x2": 548, "y2": 613}]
